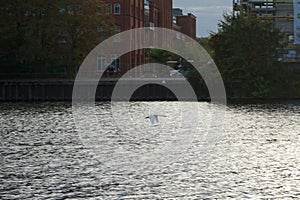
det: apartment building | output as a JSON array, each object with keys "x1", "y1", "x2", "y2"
[
  {"x1": 100, "y1": 0, "x2": 146, "y2": 75},
  {"x1": 100, "y1": 0, "x2": 197, "y2": 76},
  {"x1": 233, "y1": 0, "x2": 300, "y2": 62}
]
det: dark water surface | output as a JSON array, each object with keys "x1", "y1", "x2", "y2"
[{"x1": 1, "y1": 102, "x2": 299, "y2": 199}]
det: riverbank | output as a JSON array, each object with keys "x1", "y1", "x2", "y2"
[
  {"x1": 0, "y1": 79, "x2": 194, "y2": 102},
  {"x1": 1, "y1": 79, "x2": 300, "y2": 102}
]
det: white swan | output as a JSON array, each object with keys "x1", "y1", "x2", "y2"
[{"x1": 145, "y1": 114, "x2": 167, "y2": 125}]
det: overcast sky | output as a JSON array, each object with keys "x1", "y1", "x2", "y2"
[{"x1": 173, "y1": 0, "x2": 232, "y2": 37}]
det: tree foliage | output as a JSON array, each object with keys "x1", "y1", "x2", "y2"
[
  {"x1": 209, "y1": 14, "x2": 284, "y2": 97},
  {"x1": 197, "y1": 37, "x2": 214, "y2": 57},
  {"x1": 146, "y1": 49, "x2": 180, "y2": 64},
  {"x1": 0, "y1": 0, "x2": 115, "y2": 78}
]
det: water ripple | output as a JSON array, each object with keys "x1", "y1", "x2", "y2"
[{"x1": 0, "y1": 102, "x2": 299, "y2": 199}]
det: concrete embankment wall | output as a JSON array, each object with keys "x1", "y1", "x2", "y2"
[
  {"x1": 0, "y1": 79, "x2": 195, "y2": 101},
  {"x1": 0, "y1": 80, "x2": 75, "y2": 101}
]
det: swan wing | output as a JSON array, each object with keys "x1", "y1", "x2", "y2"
[{"x1": 149, "y1": 115, "x2": 155, "y2": 124}]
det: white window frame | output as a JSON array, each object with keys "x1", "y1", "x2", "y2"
[
  {"x1": 144, "y1": 0, "x2": 150, "y2": 14},
  {"x1": 113, "y1": 25, "x2": 121, "y2": 42},
  {"x1": 288, "y1": 34, "x2": 294, "y2": 43},
  {"x1": 107, "y1": 3, "x2": 112, "y2": 14},
  {"x1": 110, "y1": 54, "x2": 120, "y2": 71},
  {"x1": 97, "y1": 55, "x2": 107, "y2": 72},
  {"x1": 114, "y1": 3, "x2": 121, "y2": 15},
  {"x1": 98, "y1": 26, "x2": 106, "y2": 41}
]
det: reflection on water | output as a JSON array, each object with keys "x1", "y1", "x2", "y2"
[{"x1": 1, "y1": 102, "x2": 299, "y2": 199}]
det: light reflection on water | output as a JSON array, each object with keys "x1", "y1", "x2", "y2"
[{"x1": 0, "y1": 102, "x2": 299, "y2": 199}]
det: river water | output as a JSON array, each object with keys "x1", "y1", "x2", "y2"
[{"x1": 1, "y1": 101, "x2": 299, "y2": 199}]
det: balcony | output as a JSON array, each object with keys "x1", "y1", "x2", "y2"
[
  {"x1": 251, "y1": 7, "x2": 276, "y2": 12},
  {"x1": 248, "y1": 0, "x2": 274, "y2": 3}
]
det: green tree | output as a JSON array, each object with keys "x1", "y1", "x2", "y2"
[
  {"x1": 53, "y1": 0, "x2": 115, "y2": 77},
  {"x1": 209, "y1": 14, "x2": 283, "y2": 98},
  {"x1": 197, "y1": 37, "x2": 214, "y2": 57},
  {"x1": 146, "y1": 49, "x2": 180, "y2": 64},
  {"x1": 0, "y1": 0, "x2": 115, "y2": 78}
]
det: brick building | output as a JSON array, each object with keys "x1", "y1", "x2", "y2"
[
  {"x1": 100, "y1": 0, "x2": 146, "y2": 75},
  {"x1": 175, "y1": 13, "x2": 197, "y2": 39},
  {"x1": 151, "y1": 0, "x2": 173, "y2": 29},
  {"x1": 100, "y1": 0, "x2": 196, "y2": 76}
]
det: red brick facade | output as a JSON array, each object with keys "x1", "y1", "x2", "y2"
[
  {"x1": 101, "y1": 0, "x2": 196, "y2": 75},
  {"x1": 102, "y1": 0, "x2": 145, "y2": 74},
  {"x1": 151, "y1": 0, "x2": 173, "y2": 29},
  {"x1": 176, "y1": 13, "x2": 196, "y2": 39}
]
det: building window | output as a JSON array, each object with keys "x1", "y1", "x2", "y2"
[
  {"x1": 110, "y1": 54, "x2": 120, "y2": 71},
  {"x1": 107, "y1": 3, "x2": 112, "y2": 14},
  {"x1": 59, "y1": 8, "x2": 66, "y2": 14},
  {"x1": 144, "y1": 0, "x2": 150, "y2": 14},
  {"x1": 113, "y1": 26, "x2": 121, "y2": 42},
  {"x1": 114, "y1": 4, "x2": 121, "y2": 15},
  {"x1": 58, "y1": 34, "x2": 68, "y2": 44},
  {"x1": 286, "y1": 50, "x2": 297, "y2": 59},
  {"x1": 117, "y1": 26, "x2": 121, "y2": 33},
  {"x1": 98, "y1": 26, "x2": 105, "y2": 33},
  {"x1": 181, "y1": 35, "x2": 186, "y2": 41},
  {"x1": 288, "y1": 34, "x2": 294, "y2": 43},
  {"x1": 287, "y1": 12, "x2": 293, "y2": 21},
  {"x1": 98, "y1": 26, "x2": 106, "y2": 41},
  {"x1": 97, "y1": 56, "x2": 107, "y2": 72}
]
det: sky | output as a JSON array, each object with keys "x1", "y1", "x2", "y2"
[{"x1": 173, "y1": 0, "x2": 232, "y2": 37}]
